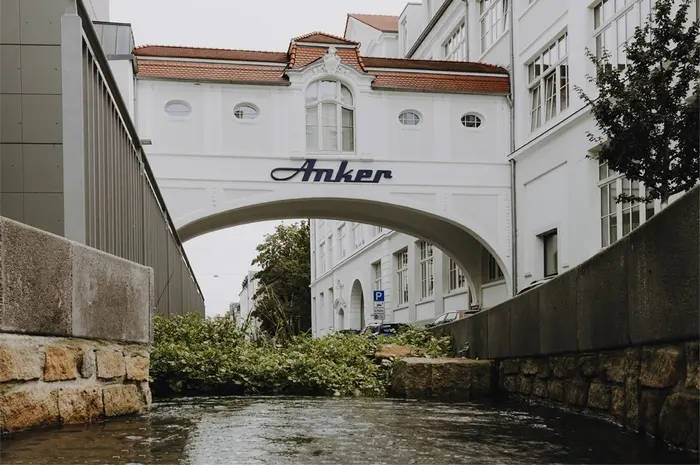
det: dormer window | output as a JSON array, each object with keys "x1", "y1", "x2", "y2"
[{"x1": 305, "y1": 80, "x2": 355, "y2": 153}]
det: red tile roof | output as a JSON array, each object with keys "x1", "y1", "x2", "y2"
[
  {"x1": 362, "y1": 56, "x2": 508, "y2": 75},
  {"x1": 289, "y1": 45, "x2": 365, "y2": 71},
  {"x1": 372, "y1": 72, "x2": 510, "y2": 95},
  {"x1": 137, "y1": 60, "x2": 288, "y2": 85},
  {"x1": 346, "y1": 14, "x2": 400, "y2": 34},
  {"x1": 134, "y1": 45, "x2": 287, "y2": 63},
  {"x1": 293, "y1": 32, "x2": 358, "y2": 45}
]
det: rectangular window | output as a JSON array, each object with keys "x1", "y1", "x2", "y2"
[
  {"x1": 599, "y1": 159, "x2": 657, "y2": 247},
  {"x1": 319, "y1": 242, "x2": 326, "y2": 274},
  {"x1": 543, "y1": 231, "x2": 558, "y2": 277},
  {"x1": 373, "y1": 262, "x2": 382, "y2": 291},
  {"x1": 480, "y1": 0, "x2": 510, "y2": 53},
  {"x1": 448, "y1": 258, "x2": 467, "y2": 292},
  {"x1": 352, "y1": 223, "x2": 364, "y2": 249},
  {"x1": 338, "y1": 224, "x2": 347, "y2": 258},
  {"x1": 327, "y1": 234, "x2": 334, "y2": 267},
  {"x1": 528, "y1": 32, "x2": 569, "y2": 131},
  {"x1": 396, "y1": 249, "x2": 409, "y2": 306},
  {"x1": 444, "y1": 21, "x2": 466, "y2": 61},
  {"x1": 593, "y1": 0, "x2": 651, "y2": 68},
  {"x1": 419, "y1": 242, "x2": 435, "y2": 299},
  {"x1": 372, "y1": 225, "x2": 384, "y2": 237},
  {"x1": 329, "y1": 287, "x2": 334, "y2": 313},
  {"x1": 487, "y1": 255, "x2": 504, "y2": 282}
]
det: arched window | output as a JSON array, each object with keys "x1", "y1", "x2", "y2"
[
  {"x1": 164, "y1": 100, "x2": 191, "y2": 117},
  {"x1": 305, "y1": 80, "x2": 355, "y2": 152},
  {"x1": 461, "y1": 113, "x2": 483, "y2": 128}
]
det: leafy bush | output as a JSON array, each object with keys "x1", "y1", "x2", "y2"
[{"x1": 150, "y1": 314, "x2": 453, "y2": 398}]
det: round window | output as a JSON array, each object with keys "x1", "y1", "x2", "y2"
[
  {"x1": 461, "y1": 113, "x2": 483, "y2": 128},
  {"x1": 234, "y1": 104, "x2": 259, "y2": 120},
  {"x1": 164, "y1": 101, "x2": 191, "y2": 117},
  {"x1": 398, "y1": 110, "x2": 421, "y2": 126}
]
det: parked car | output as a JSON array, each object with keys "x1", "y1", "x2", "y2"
[
  {"x1": 425, "y1": 310, "x2": 474, "y2": 328},
  {"x1": 335, "y1": 329, "x2": 360, "y2": 335},
  {"x1": 516, "y1": 276, "x2": 556, "y2": 295},
  {"x1": 361, "y1": 323, "x2": 409, "y2": 337}
]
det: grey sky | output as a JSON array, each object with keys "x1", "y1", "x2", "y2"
[{"x1": 109, "y1": 0, "x2": 407, "y2": 317}]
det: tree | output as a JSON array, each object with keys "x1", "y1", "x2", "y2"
[
  {"x1": 576, "y1": 0, "x2": 699, "y2": 204},
  {"x1": 250, "y1": 221, "x2": 311, "y2": 339}
]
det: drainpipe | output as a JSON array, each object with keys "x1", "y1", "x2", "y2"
[
  {"x1": 508, "y1": 0, "x2": 518, "y2": 297},
  {"x1": 463, "y1": 0, "x2": 469, "y2": 59}
]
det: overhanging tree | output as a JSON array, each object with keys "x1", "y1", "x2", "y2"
[
  {"x1": 250, "y1": 221, "x2": 311, "y2": 339},
  {"x1": 576, "y1": 0, "x2": 699, "y2": 204}
]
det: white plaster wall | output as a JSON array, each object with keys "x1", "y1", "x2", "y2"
[
  {"x1": 109, "y1": 60, "x2": 134, "y2": 119},
  {"x1": 85, "y1": 0, "x2": 110, "y2": 21},
  {"x1": 411, "y1": 0, "x2": 466, "y2": 59},
  {"x1": 399, "y1": 3, "x2": 425, "y2": 57},
  {"x1": 345, "y1": 18, "x2": 382, "y2": 56}
]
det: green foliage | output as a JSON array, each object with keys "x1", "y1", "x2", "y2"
[
  {"x1": 576, "y1": 0, "x2": 699, "y2": 204},
  {"x1": 150, "y1": 314, "x2": 453, "y2": 398},
  {"x1": 251, "y1": 221, "x2": 311, "y2": 340}
]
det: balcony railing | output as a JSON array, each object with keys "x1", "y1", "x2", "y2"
[{"x1": 61, "y1": 0, "x2": 204, "y2": 317}]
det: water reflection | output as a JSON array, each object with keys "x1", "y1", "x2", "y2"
[{"x1": 1, "y1": 397, "x2": 697, "y2": 465}]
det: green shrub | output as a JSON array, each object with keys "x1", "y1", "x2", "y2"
[{"x1": 150, "y1": 314, "x2": 453, "y2": 398}]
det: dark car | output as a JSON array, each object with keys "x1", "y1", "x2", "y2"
[
  {"x1": 361, "y1": 323, "x2": 409, "y2": 337},
  {"x1": 335, "y1": 329, "x2": 360, "y2": 335}
]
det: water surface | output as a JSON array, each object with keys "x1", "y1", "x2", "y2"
[{"x1": 1, "y1": 396, "x2": 697, "y2": 464}]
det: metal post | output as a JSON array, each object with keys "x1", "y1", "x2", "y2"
[{"x1": 61, "y1": 1, "x2": 87, "y2": 243}]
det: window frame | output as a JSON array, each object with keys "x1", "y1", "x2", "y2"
[
  {"x1": 373, "y1": 262, "x2": 382, "y2": 291},
  {"x1": 448, "y1": 258, "x2": 467, "y2": 292},
  {"x1": 592, "y1": 0, "x2": 652, "y2": 68},
  {"x1": 542, "y1": 230, "x2": 558, "y2": 278},
  {"x1": 164, "y1": 100, "x2": 192, "y2": 118},
  {"x1": 319, "y1": 241, "x2": 326, "y2": 275},
  {"x1": 444, "y1": 20, "x2": 467, "y2": 61},
  {"x1": 398, "y1": 110, "x2": 422, "y2": 127},
  {"x1": 480, "y1": 0, "x2": 510, "y2": 54},
  {"x1": 305, "y1": 80, "x2": 355, "y2": 154},
  {"x1": 461, "y1": 113, "x2": 483, "y2": 128},
  {"x1": 233, "y1": 103, "x2": 259, "y2": 121},
  {"x1": 487, "y1": 255, "x2": 504, "y2": 282},
  {"x1": 352, "y1": 223, "x2": 364, "y2": 249},
  {"x1": 527, "y1": 32, "x2": 569, "y2": 131},
  {"x1": 396, "y1": 249, "x2": 409, "y2": 307},
  {"x1": 419, "y1": 241, "x2": 435, "y2": 300}
]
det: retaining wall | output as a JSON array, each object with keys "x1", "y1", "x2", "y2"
[
  {"x1": 0, "y1": 217, "x2": 153, "y2": 434},
  {"x1": 431, "y1": 186, "x2": 699, "y2": 450}
]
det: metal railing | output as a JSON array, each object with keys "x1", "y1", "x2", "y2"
[{"x1": 61, "y1": 0, "x2": 205, "y2": 317}]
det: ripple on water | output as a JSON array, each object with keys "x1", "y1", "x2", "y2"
[{"x1": 0, "y1": 397, "x2": 698, "y2": 465}]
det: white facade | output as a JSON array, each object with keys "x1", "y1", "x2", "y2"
[{"x1": 238, "y1": 270, "x2": 260, "y2": 328}]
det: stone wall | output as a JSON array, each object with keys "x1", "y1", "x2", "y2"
[
  {"x1": 498, "y1": 341, "x2": 698, "y2": 451},
  {"x1": 0, "y1": 333, "x2": 150, "y2": 433},
  {"x1": 0, "y1": 217, "x2": 154, "y2": 434},
  {"x1": 430, "y1": 187, "x2": 699, "y2": 449}
]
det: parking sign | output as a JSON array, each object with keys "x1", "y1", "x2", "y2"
[{"x1": 373, "y1": 290, "x2": 385, "y2": 302}]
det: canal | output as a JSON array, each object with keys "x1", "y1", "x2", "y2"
[{"x1": 1, "y1": 397, "x2": 697, "y2": 464}]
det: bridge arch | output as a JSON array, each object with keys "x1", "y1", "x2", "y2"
[{"x1": 175, "y1": 190, "x2": 513, "y2": 304}]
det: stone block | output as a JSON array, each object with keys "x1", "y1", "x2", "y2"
[
  {"x1": 517, "y1": 375, "x2": 533, "y2": 395},
  {"x1": 685, "y1": 341, "x2": 698, "y2": 390},
  {"x1": 102, "y1": 384, "x2": 143, "y2": 417},
  {"x1": 467, "y1": 360, "x2": 495, "y2": 396},
  {"x1": 139, "y1": 381, "x2": 153, "y2": 409},
  {"x1": 0, "y1": 386, "x2": 59, "y2": 432},
  {"x1": 601, "y1": 351, "x2": 627, "y2": 383},
  {"x1": 625, "y1": 348, "x2": 641, "y2": 431},
  {"x1": 548, "y1": 379, "x2": 565, "y2": 403},
  {"x1": 658, "y1": 392, "x2": 699, "y2": 451},
  {"x1": 628, "y1": 189, "x2": 699, "y2": 346},
  {"x1": 551, "y1": 356, "x2": 576, "y2": 378},
  {"x1": 431, "y1": 361, "x2": 472, "y2": 400},
  {"x1": 125, "y1": 354, "x2": 149, "y2": 381},
  {"x1": 71, "y1": 243, "x2": 151, "y2": 344},
  {"x1": 57, "y1": 386, "x2": 103, "y2": 425},
  {"x1": 639, "y1": 346, "x2": 681, "y2": 389},
  {"x1": 538, "y1": 270, "x2": 578, "y2": 355},
  {"x1": 487, "y1": 304, "x2": 510, "y2": 358},
  {"x1": 520, "y1": 359, "x2": 538, "y2": 375},
  {"x1": 390, "y1": 358, "x2": 431, "y2": 398},
  {"x1": 588, "y1": 382, "x2": 611, "y2": 410},
  {"x1": 532, "y1": 378, "x2": 548, "y2": 398},
  {"x1": 611, "y1": 386, "x2": 626, "y2": 420},
  {"x1": 0, "y1": 341, "x2": 42, "y2": 382},
  {"x1": 44, "y1": 346, "x2": 80, "y2": 381},
  {"x1": 565, "y1": 378, "x2": 589, "y2": 407},
  {"x1": 80, "y1": 348, "x2": 95, "y2": 379},
  {"x1": 576, "y1": 243, "x2": 630, "y2": 351},
  {"x1": 501, "y1": 359, "x2": 520, "y2": 375},
  {"x1": 502, "y1": 375, "x2": 518, "y2": 393},
  {"x1": 640, "y1": 390, "x2": 665, "y2": 435},
  {"x1": 0, "y1": 218, "x2": 72, "y2": 336},
  {"x1": 509, "y1": 289, "x2": 540, "y2": 357},
  {"x1": 578, "y1": 354, "x2": 599, "y2": 377},
  {"x1": 96, "y1": 348, "x2": 125, "y2": 379},
  {"x1": 536, "y1": 359, "x2": 550, "y2": 379}
]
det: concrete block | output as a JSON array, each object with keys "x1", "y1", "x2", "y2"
[
  {"x1": 72, "y1": 244, "x2": 151, "y2": 343},
  {"x1": 23, "y1": 193, "x2": 64, "y2": 236},
  {"x1": 21, "y1": 94, "x2": 62, "y2": 144},
  {"x1": 487, "y1": 303, "x2": 510, "y2": 359},
  {"x1": 1, "y1": 0, "x2": 21, "y2": 44},
  {"x1": 1, "y1": 94, "x2": 22, "y2": 143},
  {"x1": 20, "y1": 45, "x2": 62, "y2": 94},
  {"x1": 0, "y1": 218, "x2": 72, "y2": 336},
  {"x1": 19, "y1": 0, "x2": 64, "y2": 45},
  {"x1": 628, "y1": 188, "x2": 699, "y2": 345},
  {"x1": 576, "y1": 240, "x2": 630, "y2": 351},
  {"x1": 538, "y1": 269, "x2": 578, "y2": 355},
  {"x1": 468, "y1": 310, "x2": 489, "y2": 359},
  {"x1": 509, "y1": 289, "x2": 540, "y2": 357},
  {"x1": 1, "y1": 193, "x2": 24, "y2": 222},
  {"x1": 1, "y1": 144, "x2": 23, "y2": 193},
  {"x1": 22, "y1": 144, "x2": 63, "y2": 193},
  {"x1": 1, "y1": 45, "x2": 21, "y2": 93}
]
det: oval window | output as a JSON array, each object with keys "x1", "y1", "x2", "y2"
[
  {"x1": 164, "y1": 100, "x2": 191, "y2": 117},
  {"x1": 461, "y1": 113, "x2": 483, "y2": 128},
  {"x1": 234, "y1": 104, "x2": 259, "y2": 120},
  {"x1": 398, "y1": 110, "x2": 421, "y2": 126}
]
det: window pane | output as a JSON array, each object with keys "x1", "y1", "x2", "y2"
[
  {"x1": 322, "y1": 102, "x2": 337, "y2": 126},
  {"x1": 601, "y1": 216, "x2": 609, "y2": 247},
  {"x1": 305, "y1": 82, "x2": 318, "y2": 103},
  {"x1": 320, "y1": 81, "x2": 337, "y2": 100},
  {"x1": 601, "y1": 184, "x2": 609, "y2": 215},
  {"x1": 609, "y1": 181, "x2": 617, "y2": 213},
  {"x1": 342, "y1": 107, "x2": 353, "y2": 127},
  {"x1": 631, "y1": 205, "x2": 640, "y2": 231},
  {"x1": 341, "y1": 85, "x2": 353, "y2": 106},
  {"x1": 544, "y1": 232, "x2": 558, "y2": 276},
  {"x1": 559, "y1": 64, "x2": 569, "y2": 110},
  {"x1": 646, "y1": 201, "x2": 655, "y2": 220},
  {"x1": 594, "y1": 5, "x2": 602, "y2": 28},
  {"x1": 306, "y1": 106, "x2": 318, "y2": 151},
  {"x1": 599, "y1": 161, "x2": 608, "y2": 180},
  {"x1": 610, "y1": 213, "x2": 618, "y2": 243},
  {"x1": 322, "y1": 127, "x2": 338, "y2": 150},
  {"x1": 342, "y1": 127, "x2": 354, "y2": 152},
  {"x1": 623, "y1": 209, "x2": 631, "y2": 236},
  {"x1": 604, "y1": 26, "x2": 616, "y2": 60}
]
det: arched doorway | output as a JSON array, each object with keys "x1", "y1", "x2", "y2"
[
  {"x1": 337, "y1": 308, "x2": 345, "y2": 331},
  {"x1": 349, "y1": 280, "x2": 365, "y2": 330}
]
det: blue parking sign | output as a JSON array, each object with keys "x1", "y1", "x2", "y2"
[{"x1": 373, "y1": 290, "x2": 385, "y2": 302}]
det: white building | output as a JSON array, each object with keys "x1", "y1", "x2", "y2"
[
  {"x1": 100, "y1": 0, "x2": 695, "y2": 336},
  {"x1": 238, "y1": 270, "x2": 260, "y2": 328}
]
